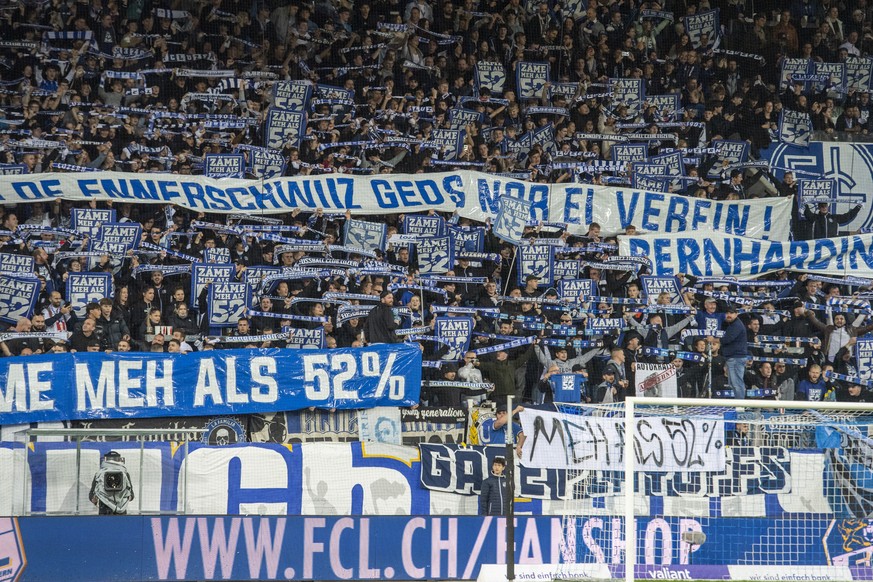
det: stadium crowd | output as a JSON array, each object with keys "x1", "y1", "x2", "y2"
[{"x1": 0, "y1": 0, "x2": 871, "y2": 409}]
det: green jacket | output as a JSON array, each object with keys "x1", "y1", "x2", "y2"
[{"x1": 477, "y1": 343, "x2": 534, "y2": 397}]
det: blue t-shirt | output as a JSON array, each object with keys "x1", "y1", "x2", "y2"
[
  {"x1": 797, "y1": 379, "x2": 826, "y2": 401},
  {"x1": 695, "y1": 311, "x2": 725, "y2": 334},
  {"x1": 479, "y1": 418, "x2": 522, "y2": 445}
]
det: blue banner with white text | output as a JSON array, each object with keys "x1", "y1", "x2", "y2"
[
  {"x1": 70, "y1": 208, "x2": 115, "y2": 238},
  {"x1": 0, "y1": 275, "x2": 39, "y2": 324},
  {"x1": 516, "y1": 62, "x2": 549, "y2": 100},
  {"x1": 6, "y1": 514, "x2": 869, "y2": 581},
  {"x1": 265, "y1": 109, "x2": 306, "y2": 149},
  {"x1": 272, "y1": 80, "x2": 313, "y2": 111},
  {"x1": 207, "y1": 282, "x2": 251, "y2": 327},
  {"x1": 474, "y1": 60, "x2": 506, "y2": 94},
  {"x1": 0, "y1": 344, "x2": 422, "y2": 424},
  {"x1": 204, "y1": 154, "x2": 246, "y2": 179},
  {"x1": 0, "y1": 253, "x2": 34, "y2": 276},
  {"x1": 66, "y1": 273, "x2": 113, "y2": 318}
]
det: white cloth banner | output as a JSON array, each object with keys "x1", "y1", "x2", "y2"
[
  {"x1": 518, "y1": 408, "x2": 725, "y2": 472},
  {"x1": 0, "y1": 171, "x2": 792, "y2": 238},
  {"x1": 620, "y1": 231, "x2": 873, "y2": 279},
  {"x1": 358, "y1": 406, "x2": 402, "y2": 444},
  {"x1": 634, "y1": 362, "x2": 678, "y2": 397}
]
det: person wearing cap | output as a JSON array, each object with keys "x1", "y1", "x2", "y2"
[
  {"x1": 477, "y1": 338, "x2": 536, "y2": 401},
  {"x1": 535, "y1": 341, "x2": 602, "y2": 377},
  {"x1": 595, "y1": 367, "x2": 619, "y2": 403},
  {"x1": 478, "y1": 403, "x2": 525, "y2": 452},
  {"x1": 803, "y1": 199, "x2": 862, "y2": 240},
  {"x1": 695, "y1": 297, "x2": 726, "y2": 334},
  {"x1": 479, "y1": 456, "x2": 508, "y2": 516},
  {"x1": 837, "y1": 380, "x2": 873, "y2": 403},
  {"x1": 362, "y1": 290, "x2": 400, "y2": 345},
  {"x1": 721, "y1": 305, "x2": 749, "y2": 399},
  {"x1": 780, "y1": 300, "x2": 815, "y2": 342},
  {"x1": 521, "y1": 274, "x2": 542, "y2": 299}
]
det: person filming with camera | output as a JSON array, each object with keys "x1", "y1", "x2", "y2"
[{"x1": 89, "y1": 450, "x2": 135, "y2": 515}]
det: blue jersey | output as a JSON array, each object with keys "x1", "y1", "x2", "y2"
[{"x1": 479, "y1": 418, "x2": 522, "y2": 445}]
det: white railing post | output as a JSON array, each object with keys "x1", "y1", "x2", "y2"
[{"x1": 624, "y1": 397, "x2": 636, "y2": 582}]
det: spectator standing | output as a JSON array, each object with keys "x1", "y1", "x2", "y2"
[
  {"x1": 479, "y1": 456, "x2": 508, "y2": 516},
  {"x1": 803, "y1": 202, "x2": 862, "y2": 239},
  {"x1": 721, "y1": 305, "x2": 749, "y2": 399},
  {"x1": 363, "y1": 291, "x2": 400, "y2": 344}
]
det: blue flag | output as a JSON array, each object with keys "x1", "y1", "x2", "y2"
[
  {"x1": 0, "y1": 254, "x2": 34, "y2": 277},
  {"x1": 404, "y1": 215, "x2": 445, "y2": 238},
  {"x1": 516, "y1": 62, "x2": 550, "y2": 100},
  {"x1": 344, "y1": 218, "x2": 388, "y2": 252},
  {"x1": 683, "y1": 8, "x2": 720, "y2": 48},
  {"x1": 285, "y1": 327, "x2": 326, "y2": 349},
  {"x1": 265, "y1": 109, "x2": 307, "y2": 149},
  {"x1": 493, "y1": 196, "x2": 532, "y2": 245},
  {"x1": 609, "y1": 78, "x2": 646, "y2": 117},
  {"x1": 435, "y1": 316, "x2": 474, "y2": 360},
  {"x1": 273, "y1": 80, "x2": 313, "y2": 111},
  {"x1": 416, "y1": 236, "x2": 454, "y2": 274},
  {"x1": 90, "y1": 223, "x2": 141, "y2": 254},
  {"x1": 71, "y1": 208, "x2": 116, "y2": 238},
  {"x1": 208, "y1": 281, "x2": 251, "y2": 327},
  {"x1": 798, "y1": 178, "x2": 837, "y2": 204},
  {"x1": 0, "y1": 275, "x2": 39, "y2": 323},
  {"x1": 204, "y1": 154, "x2": 246, "y2": 179},
  {"x1": 475, "y1": 61, "x2": 506, "y2": 94},
  {"x1": 518, "y1": 244, "x2": 554, "y2": 286},
  {"x1": 779, "y1": 110, "x2": 812, "y2": 147},
  {"x1": 66, "y1": 273, "x2": 113, "y2": 318},
  {"x1": 191, "y1": 263, "x2": 235, "y2": 302}
]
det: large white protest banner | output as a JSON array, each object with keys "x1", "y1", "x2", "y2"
[
  {"x1": 0, "y1": 171, "x2": 793, "y2": 239},
  {"x1": 620, "y1": 231, "x2": 873, "y2": 279},
  {"x1": 518, "y1": 408, "x2": 725, "y2": 472}
]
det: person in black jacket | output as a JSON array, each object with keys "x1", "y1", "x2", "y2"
[
  {"x1": 838, "y1": 381, "x2": 873, "y2": 403},
  {"x1": 363, "y1": 291, "x2": 400, "y2": 344},
  {"x1": 479, "y1": 456, "x2": 508, "y2": 516},
  {"x1": 94, "y1": 298, "x2": 130, "y2": 349},
  {"x1": 721, "y1": 306, "x2": 749, "y2": 399},
  {"x1": 803, "y1": 202, "x2": 862, "y2": 240}
]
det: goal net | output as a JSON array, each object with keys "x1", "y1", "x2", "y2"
[{"x1": 516, "y1": 397, "x2": 873, "y2": 582}]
